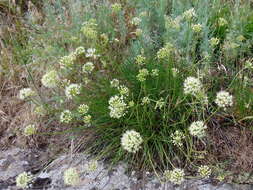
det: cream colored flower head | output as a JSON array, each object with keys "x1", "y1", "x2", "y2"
[
  {"x1": 183, "y1": 8, "x2": 196, "y2": 21},
  {"x1": 19, "y1": 88, "x2": 36, "y2": 100},
  {"x1": 108, "y1": 95, "x2": 127, "y2": 119},
  {"x1": 218, "y1": 17, "x2": 228, "y2": 27},
  {"x1": 41, "y1": 70, "x2": 59, "y2": 88},
  {"x1": 215, "y1": 91, "x2": 233, "y2": 109},
  {"x1": 121, "y1": 130, "x2": 143, "y2": 153},
  {"x1": 192, "y1": 23, "x2": 202, "y2": 33},
  {"x1": 170, "y1": 130, "x2": 185, "y2": 147},
  {"x1": 183, "y1": 77, "x2": 202, "y2": 96},
  {"x1": 164, "y1": 168, "x2": 185, "y2": 185},
  {"x1": 16, "y1": 172, "x2": 33, "y2": 188},
  {"x1": 74, "y1": 46, "x2": 85, "y2": 56},
  {"x1": 60, "y1": 110, "x2": 72, "y2": 123},
  {"x1": 111, "y1": 3, "x2": 122, "y2": 13},
  {"x1": 78, "y1": 104, "x2": 89, "y2": 115},
  {"x1": 110, "y1": 79, "x2": 120, "y2": 88},
  {"x1": 64, "y1": 168, "x2": 80, "y2": 186},
  {"x1": 65, "y1": 84, "x2": 81, "y2": 99},
  {"x1": 198, "y1": 165, "x2": 211, "y2": 178},
  {"x1": 24, "y1": 124, "x2": 36, "y2": 136},
  {"x1": 137, "y1": 68, "x2": 149, "y2": 82},
  {"x1": 209, "y1": 37, "x2": 220, "y2": 47},
  {"x1": 189, "y1": 121, "x2": 207, "y2": 138}
]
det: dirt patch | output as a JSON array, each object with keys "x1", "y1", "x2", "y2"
[{"x1": 208, "y1": 119, "x2": 253, "y2": 173}]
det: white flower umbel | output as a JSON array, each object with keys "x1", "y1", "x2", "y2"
[
  {"x1": 121, "y1": 130, "x2": 143, "y2": 153},
  {"x1": 65, "y1": 84, "x2": 81, "y2": 99},
  {"x1": 110, "y1": 79, "x2": 120, "y2": 88},
  {"x1": 183, "y1": 77, "x2": 202, "y2": 96},
  {"x1": 78, "y1": 104, "x2": 89, "y2": 115},
  {"x1": 164, "y1": 168, "x2": 185, "y2": 185},
  {"x1": 86, "y1": 48, "x2": 96, "y2": 58},
  {"x1": 118, "y1": 85, "x2": 129, "y2": 96},
  {"x1": 192, "y1": 23, "x2": 202, "y2": 33},
  {"x1": 142, "y1": 97, "x2": 150, "y2": 105},
  {"x1": 82, "y1": 62, "x2": 95, "y2": 74},
  {"x1": 170, "y1": 130, "x2": 185, "y2": 147},
  {"x1": 19, "y1": 88, "x2": 36, "y2": 100},
  {"x1": 64, "y1": 168, "x2": 80, "y2": 186},
  {"x1": 137, "y1": 68, "x2": 149, "y2": 82},
  {"x1": 189, "y1": 121, "x2": 207, "y2": 138},
  {"x1": 16, "y1": 172, "x2": 33, "y2": 188},
  {"x1": 60, "y1": 110, "x2": 72, "y2": 123},
  {"x1": 198, "y1": 165, "x2": 211, "y2": 178},
  {"x1": 74, "y1": 46, "x2": 85, "y2": 56},
  {"x1": 24, "y1": 124, "x2": 36, "y2": 136},
  {"x1": 183, "y1": 8, "x2": 196, "y2": 21},
  {"x1": 215, "y1": 91, "x2": 233, "y2": 109},
  {"x1": 41, "y1": 70, "x2": 59, "y2": 88},
  {"x1": 209, "y1": 37, "x2": 220, "y2": 47},
  {"x1": 108, "y1": 95, "x2": 127, "y2": 119}
]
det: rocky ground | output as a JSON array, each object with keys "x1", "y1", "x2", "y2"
[{"x1": 0, "y1": 148, "x2": 253, "y2": 190}]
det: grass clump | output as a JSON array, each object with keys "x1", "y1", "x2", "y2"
[{"x1": 16, "y1": 0, "x2": 253, "y2": 180}]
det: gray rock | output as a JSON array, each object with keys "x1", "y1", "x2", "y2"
[{"x1": 1, "y1": 148, "x2": 253, "y2": 190}]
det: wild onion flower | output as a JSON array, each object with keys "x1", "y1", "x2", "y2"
[
  {"x1": 64, "y1": 168, "x2": 80, "y2": 186},
  {"x1": 183, "y1": 77, "x2": 202, "y2": 96},
  {"x1": 218, "y1": 17, "x2": 228, "y2": 27},
  {"x1": 215, "y1": 91, "x2": 233, "y2": 109},
  {"x1": 209, "y1": 37, "x2": 220, "y2": 47},
  {"x1": 157, "y1": 43, "x2": 173, "y2": 59},
  {"x1": 135, "y1": 55, "x2": 146, "y2": 66},
  {"x1": 170, "y1": 130, "x2": 185, "y2": 147},
  {"x1": 83, "y1": 115, "x2": 92, "y2": 125},
  {"x1": 131, "y1": 17, "x2": 141, "y2": 26},
  {"x1": 19, "y1": 88, "x2": 36, "y2": 100},
  {"x1": 189, "y1": 121, "x2": 207, "y2": 138},
  {"x1": 151, "y1": 69, "x2": 159, "y2": 77},
  {"x1": 198, "y1": 165, "x2": 211, "y2": 178},
  {"x1": 108, "y1": 95, "x2": 127, "y2": 119},
  {"x1": 16, "y1": 172, "x2": 33, "y2": 188},
  {"x1": 121, "y1": 130, "x2": 143, "y2": 153},
  {"x1": 155, "y1": 98, "x2": 165, "y2": 109},
  {"x1": 128, "y1": 101, "x2": 135, "y2": 107},
  {"x1": 192, "y1": 23, "x2": 202, "y2": 33},
  {"x1": 118, "y1": 85, "x2": 129, "y2": 96},
  {"x1": 110, "y1": 79, "x2": 120, "y2": 88},
  {"x1": 81, "y1": 19, "x2": 97, "y2": 40},
  {"x1": 74, "y1": 46, "x2": 85, "y2": 56},
  {"x1": 60, "y1": 110, "x2": 72, "y2": 123},
  {"x1": 59, "y1": 54, "x2": 76, "y2": 68},
  {"x1": 142, "y1": 97, "x2": 150, "y2": 105},
  {"x1": 78, "y1": 104, "x2": 89, "y2": 115},
  {"x1": 86, "y1": 48, "x2": 96, "y2": 58},
  {"x1": 65, "y1": 84, "x2": 81, "y2": 99},
  {"x1": 24, "y1": 124, "x2": 36, "y2": 136},
  {"x1": 137, "y1": 68, "x2": 149, "y2": 82},
  {"x1": 82, "y1": 62, "x2": 95, "y2": 74},
  {"x1": 171, "y1": 68, "x2": 179, "y2": 77},
  {"x1": 164, "y1": 168, "x2": 185, "y2": 185},
  {"x1": 111, "y1": 3, "x2": 122, "y2": 13},
  {"x1": 41, "y1": 70, "x2": 59, "y2": 88},
  {"x1": 34, "y1": 105, "x2": 46, "y2": 116},
  {"x1": 245, "y1": 60, "x2": 253, "y2": 70},
  {"x1": 135, "y1": 28, "x2": 143, "y2": 37},
  {"x1": 165, "y1": 15, "x2": 181, "y2": 30},
  {"x1": 86, "y1": 160, "x2": 98, "y2": 172},
  {"x1": 183, "y1": 8, "x2": 196, "y2": 21}
]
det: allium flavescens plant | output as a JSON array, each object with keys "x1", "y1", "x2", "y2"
[{"x1": 22, "y1": 0, "x2": 253, "y2": 173}]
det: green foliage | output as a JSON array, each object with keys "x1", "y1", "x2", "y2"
[{"x1": 18, "y1": 0, "x2": 253, "y2": 174}]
